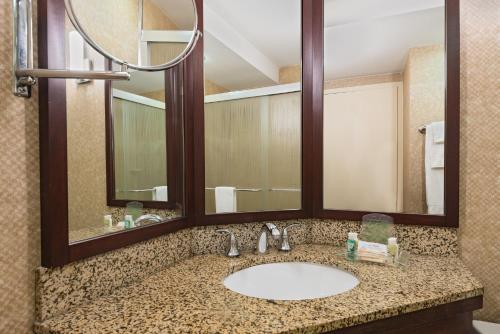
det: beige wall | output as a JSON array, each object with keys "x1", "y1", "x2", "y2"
[
  {"x1": 204, "y1": 80, "x2": 229, "y2": 95},
  {"x1": 458, "y1": 0, "x2": 500, "y2": 321},
  {"x1": 279, "y1": 64, "x2": 302, "y2": 84},
  {"x1": 0, "y1": 0, "x2": 499, "y2": 332},
  {"x1": 402, "y1": 45, "x2": 445, "y2": 213},
  {"x1": 325, "y1": 73, "x2": 403, "y2": 90}
]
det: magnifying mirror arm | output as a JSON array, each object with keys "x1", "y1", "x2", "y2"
[
  {"x1": 15, "y1": 68, "x2": 131, "y2": 81},
  {"x1": 12, "y1": 0, "x2": 131, "y2": 98}
]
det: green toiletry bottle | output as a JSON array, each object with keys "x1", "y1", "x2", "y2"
[{"x1": 346, "y1": 232, "x2": 358, "y2": 261}]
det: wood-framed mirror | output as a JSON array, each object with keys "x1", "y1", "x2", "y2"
[
  {"x1": 38, "y1": 0, "x2": 197, "y2": 267},
  {"x1": 311, "y1": 0, "x2": 460, "y2": 227},
  {"x1": 105, "y1": 69, "x2": 184, "y2": 210},
  {"x1": 190, "y1": 0, "x2": 316, "y2": 225}
]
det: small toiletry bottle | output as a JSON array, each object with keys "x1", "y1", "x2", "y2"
[
  {"x1": 387, "y1": 237, "x2": 399, "y2": 265},
  {"x1": 124, "y1": 215, "x2": 135, "y2": 229},
  {"x1": 346, "y1": 232, "x2": 358, "y2": 261},
  {"x1": 103, "y1": 215, "x2": 113, "y2": 228}
]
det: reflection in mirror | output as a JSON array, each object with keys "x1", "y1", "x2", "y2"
[
  {"x1": 65, "y1": 10, "x2": 185, "y2": 243},
  {"x1": 323, "y1": 0, "x2": 445, "y2": 215},
  {"x1": 112, "y1": 72, "x2": 168, "y2": 203},
  {"x1": 66, "y1": 0, "x2": 196, "y2": 67},
  {"x1": 203, "y1": 0, "x2": 302, "y2": 214}
]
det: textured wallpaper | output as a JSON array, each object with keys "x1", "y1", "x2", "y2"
[
  {"x1": 457, "y1": 0, "x2": 500, "y2": 322},
  {"x1": 402, "y1": 45, "x2": 445, "y2": 214},
  {"x1": 0, "y1": 1, "x2": 40, "y2": 333},
  {"x1": 0, "y1": 0, "x2": 499, "y2": 333}
]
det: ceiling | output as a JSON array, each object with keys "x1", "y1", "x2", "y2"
[
  {"x1": 204, "y1": 0, "x2": 444, "y2": 91},
  {"x1": 119, "y1": 0, "x2": 445, "y2": 95}
]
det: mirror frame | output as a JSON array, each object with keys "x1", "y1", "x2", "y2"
[
  {"x1": 311, "y1": 0, "x2": 460, "y2": 227},
  {"x1": 104, "y1": 68, "x2": 184, "y2": 210},
  {"x1": 38, "y1": 0, "x2": 197, "y2": 267},
  {"x1": 189, "y1": 0, "x2": 316, "y2": 225}
]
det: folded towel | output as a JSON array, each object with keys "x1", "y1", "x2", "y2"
[
  {"x1": 427, "y1": 122, "x2": 445, "y2": 168},
  {"x1": 153, "y1": 186, "x2": 168, "y2": 201},
  {"x1": 431, "y1": 121, "x2": 445, "y2": 144},
  {"x1": 215, "y1": 187, "x2": 237, "y2": 213}
]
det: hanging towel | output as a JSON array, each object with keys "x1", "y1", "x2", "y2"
[
  {"x1": 153, "y1": 186, "x2": 168, "y2": 201},
  {"x1": 432, "y1": 121, "x2": 445, "y2": 144},
  {"x1": 215, "y1": 187, "x2": 237, "y2": 213},
  {"x1": 428, "y1": 121, "x2": 445, "y2": 168},
  {"x1": 425, "y1": 122, "x2": 445, "y2": 214}
]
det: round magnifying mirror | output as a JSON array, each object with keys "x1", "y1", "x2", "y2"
[{"x1": 65, "y1": 0, "x2": 199, "y2": 71}]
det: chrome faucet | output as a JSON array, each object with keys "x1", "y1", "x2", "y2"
[
  {"x1": 216, "y1": 229, "x2": 240, "y2": 257},
  {"x1": 256, "y1": 223, "x2": 299, "y2": 253},
  {"x1": 257, "y1": 223, "x2": 281, "y2": 253},
  {"x1": 135, "y1": 214, "x2": 163, "y2": 226}
]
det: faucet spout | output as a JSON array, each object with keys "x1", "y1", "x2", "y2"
[{"x1": 256, "y1": 223, "x2": 281, "y2": 254}]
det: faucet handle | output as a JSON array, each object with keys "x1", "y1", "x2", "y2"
[
  {"x1": 216, "y1": 229, "x2": 240, "y2": 257},
  {"x1": 279, "y1": 224, "x2": 300, "y2": 252}
]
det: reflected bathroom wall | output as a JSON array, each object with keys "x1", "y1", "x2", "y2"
[
  {"x1": 322, "y1": 0, "x2": 445, "y2": 215},
  {"x1": 203, "y1": 0, "x2": 302, "y2": 214}
]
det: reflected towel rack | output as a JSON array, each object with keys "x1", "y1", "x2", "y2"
[
  {"x1": 270, "y1": 188, "x2": 301, "y2": 192},
  {"x1": 205, "y1": 187, "x2": 261, "y2": 192},
  {"x1": 205, "y1": 188, "x2": 300, "y2": 192},
  {"x1": 117, "y1": 188, "x2": 155, "y2": 193}
]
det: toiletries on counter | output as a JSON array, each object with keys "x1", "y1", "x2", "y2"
[
  {"x1": 346, "y1": 232, "x2": 358, "y2": 260},
  {"x1": 387, "y1": 237, "x2": 399, "y2": 264},
  {"x1": 344, "y1": 230, "x2": 405, "y2": 266},
  {"x1": 357, "y1": 240, "x2": 388, "y2": 264},
  {"x1": 103, "y1": 215, "x2": 113, "y2": 228},
  {"x1": 124, "y1": 215, "x2": 135, "y2": 229}
]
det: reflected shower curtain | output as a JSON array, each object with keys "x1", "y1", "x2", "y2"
[
  {"x1": 113, "y1": 98, "x2": 167, "y2": 201},
  {"x1": 204, "y1": 92, "x2": 301, "y2": 213}
]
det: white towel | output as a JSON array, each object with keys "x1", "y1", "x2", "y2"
[
  {"x1": 428, "y1": 122, "x2": 445, "y2": 168},
  {"x1": 425, "y1": 122, "x2": 444, "y2": 214},
  {"x1": 215, "y1": 187, "x2": 237, "y2": 213},
  {"x1": 432, "y1": 121, "x2": 445, "y2": 144},
  {"x1": 153, "y1": 186, "x2": 168, "y2": 201}
]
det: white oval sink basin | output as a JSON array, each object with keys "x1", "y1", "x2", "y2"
[{"x1": 223, "y1": 262, "x2": 359, "y2": 300}]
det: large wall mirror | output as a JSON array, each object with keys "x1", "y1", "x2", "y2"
[
  {"x1": 317, "y1": 0, "x2": 459, "y2": 225},
  {"x1": 202, "y1": 0, "x2": 303, "y2": 215},
  {"x1": 39, "y1": 0, "x2": 199, "y2": 266},
  {"x1": 64, "y1": 1, "x2": 188, "y2": 243}
]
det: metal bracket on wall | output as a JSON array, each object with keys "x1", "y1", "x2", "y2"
[{"x1": 12, "y1": 0, "x2": 130, "y2": 98}]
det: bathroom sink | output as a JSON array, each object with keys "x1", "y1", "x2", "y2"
[{"x1": 223, "y1": 262, "x2": 359, "y2": 300}]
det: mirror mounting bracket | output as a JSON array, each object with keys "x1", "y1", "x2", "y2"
[
  {"x1": 13, "y1": 0, "x2": 205, "y2": 99},
  {"x1": 12, "y1": 0, "x2": 132, "y2": 98}
]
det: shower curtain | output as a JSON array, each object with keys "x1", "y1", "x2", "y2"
[
  {"x1": 204, "y1": 92, "x2": 301, "y2": 213},
  {"x1": 113, "y1": 97, "x2": 167, "y2": 201}
]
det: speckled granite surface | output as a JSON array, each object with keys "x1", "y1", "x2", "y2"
[
  {"x1": 69, "y1": 207, "x2": 180, "y2": 242},
  {"x1": 36, "y1": 220, "x2": 459, "y2": 323},
  {"x1": 34, "y1": 244, "x2": 482, "y2": 334}
]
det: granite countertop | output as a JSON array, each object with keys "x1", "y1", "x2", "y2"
[{"x1": 34, "y1": 244, "x2": 483, "y2": 334}]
